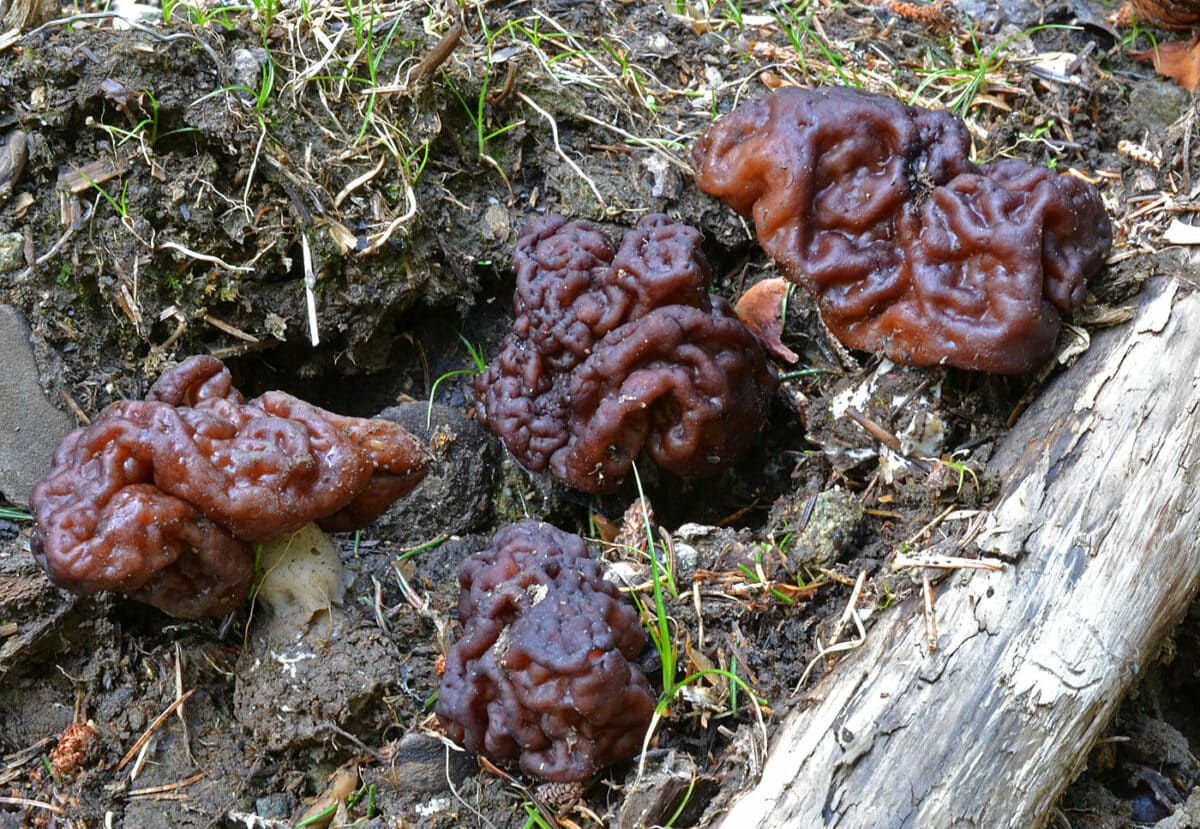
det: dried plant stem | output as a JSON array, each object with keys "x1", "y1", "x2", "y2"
[{"x1": 116, "y1": 688, "x2": 195, "y2": 772}]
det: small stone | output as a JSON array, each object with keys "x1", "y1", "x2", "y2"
[
  {"x1": 482, "y1": 203, "x2": 510, "y2": 242},
  {"x1": 361, "y1": 736, "x2": 475, "y2": 822},
  {"x1": 1135, "y1": 169, "x2": 1159, "y2": 193},
  {"x1": 0, "y1": 232, "x2": 23, "y2": 272},
  {"x1": 0, "y1": 306, "x2": 74, "y2": 507},
  {"x1": 255, "y1": 794, "x2": 292, "y2": 819},
  {"x1": 769, "y1": 488, "x2": 864, "y2": 569},
  {"x1": 231, "y1": 48, "x2": 265, "y2": 95},
  {"x1": 644, "y1": 33, "x2": 677, "y2": 59},
  {"x1": 391, "y1": 733, "x2": 474, "y2": 794},
  {"x1": 640, "y1": 154, "x2": 681, "y2": 200},
  {"x1": 1129, "y1": 80, "x2": 1192, "y2": 133},
  {"x1": 617, "y1": 752, "x2": 717, "y2": 828}
]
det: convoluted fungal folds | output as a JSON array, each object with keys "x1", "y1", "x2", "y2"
[
  {"x1": 476, "y1": 213, "x2": 778, "y2": 493},
  {"x1": 435, "y1": 520, "x2": 655, "y2": 782},
  {"x1": 692, "y1": 86, "x2": 1113, "y2": 374},
  {"x1": 30, "y1": 356, "x2": 428, "y2": 618}
]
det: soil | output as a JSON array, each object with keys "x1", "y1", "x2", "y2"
[{"x1": 1, "y1": 0, "x2": 1198, "y2": 826}]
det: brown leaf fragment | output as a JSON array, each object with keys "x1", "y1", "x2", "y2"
[
  {"x1": 1130, "y1": 37, "x2": 1200, "y2": 90},
  {"x1": 296, "y1": 763, "x2": 359, "y2": 827},
  {"x1": 590, "y1": 509, "x2": 621, "y2": 543},
  {"x1": 735, "y1": 277, "x2": 800, "y2": 364}
]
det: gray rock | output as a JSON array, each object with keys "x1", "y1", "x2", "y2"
[
  {"x1": 768, "y1": 488, "x2": 864, "y2": 569},
  {"x1": 0, "y1": 305, "x2": 74, "y2": 507},
  {"x1": 359, "y1": 733, "x2": 476, "y2": 825},
  {"x1": 947, "y1": 0, "x2": 1102, "y2": 30},
  {"x1": 1129, "y1": 81, "x2": 1193, "y2": 133},
  {"x1": 388, "y1": 732, "x2": 474, "y2": 794},
  {"x1": 254, "y1": 794, "x2": 293, "y2": 819},
  {"x1": 231, "y1": 48, "x2": 264, "y2": 93},
  {"x1": 0, "y1": 130, "x2": 26, "y2": 207}
]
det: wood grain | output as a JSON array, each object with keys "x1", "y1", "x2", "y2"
[{"x1": 716, "y1": 276, "x2": 1200, "y2": 827}]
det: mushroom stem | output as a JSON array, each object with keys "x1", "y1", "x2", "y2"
[{"x1": 254, "y1": 523, "x2": 346, "y2": 628}]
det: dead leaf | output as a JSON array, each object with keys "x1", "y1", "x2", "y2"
[
  {"x1": 590, "y1": 510, "x2": 620, "y2": 543},
  {"x1": 1130, "y1": 38, "x2": 1200, "y2": 91},
  {"x1": 735, "y1": 277, "x2": 799, "y2": 364},
  {"x1": 296, "y1": 763, "x2": 359, "y2": 827}
]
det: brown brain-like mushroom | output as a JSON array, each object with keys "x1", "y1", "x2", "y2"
[
  {"x1": 435, "y1": 520, "x2": 655, "y2": 782},
  {"x1": 476, "y1": 213, "x2": 778, "y2": 494},
  {"x1": 30, "y1": 356, "x2": 428, "y2": 618},
  {"x1": 692, "y1": 86, "x2": 1112, "y2": 374}
]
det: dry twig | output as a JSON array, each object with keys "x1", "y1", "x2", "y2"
[{"x1": 116, "y1": 688, "x2": 195, "y2": 773}]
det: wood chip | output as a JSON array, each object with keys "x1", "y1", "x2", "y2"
[
  {"x1": 57, "y1": 157, "x2": 132, "y2": 194},
  {"x1": 1162, "y1": 218, "x2": 1200, "y2": 245}
]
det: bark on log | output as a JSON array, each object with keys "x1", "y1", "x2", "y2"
[{"x1": 717, "y1": 276, "x2": 1200, "y2": 828}]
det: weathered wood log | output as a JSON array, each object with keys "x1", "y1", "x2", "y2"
[
  {"x1": 1, "y1": 0, "x2": 57, "y2": 32},
  {"x1": 717, "y1": 276, "x2": 1200, "y2": 827}
]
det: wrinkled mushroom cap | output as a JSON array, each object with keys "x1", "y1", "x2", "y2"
[
  {"x1": 693, "y1": 86, "x2": 1112, "y2": 374},
  {"x1": 435, "y1": 520, "x2": 655, "y2": 782},
  {"x1": 476, "y1": 214, "x2": 777, "y2": 493},
  {"x1": 30, "y1": 356, "x2": 428, "y2": 618}
]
